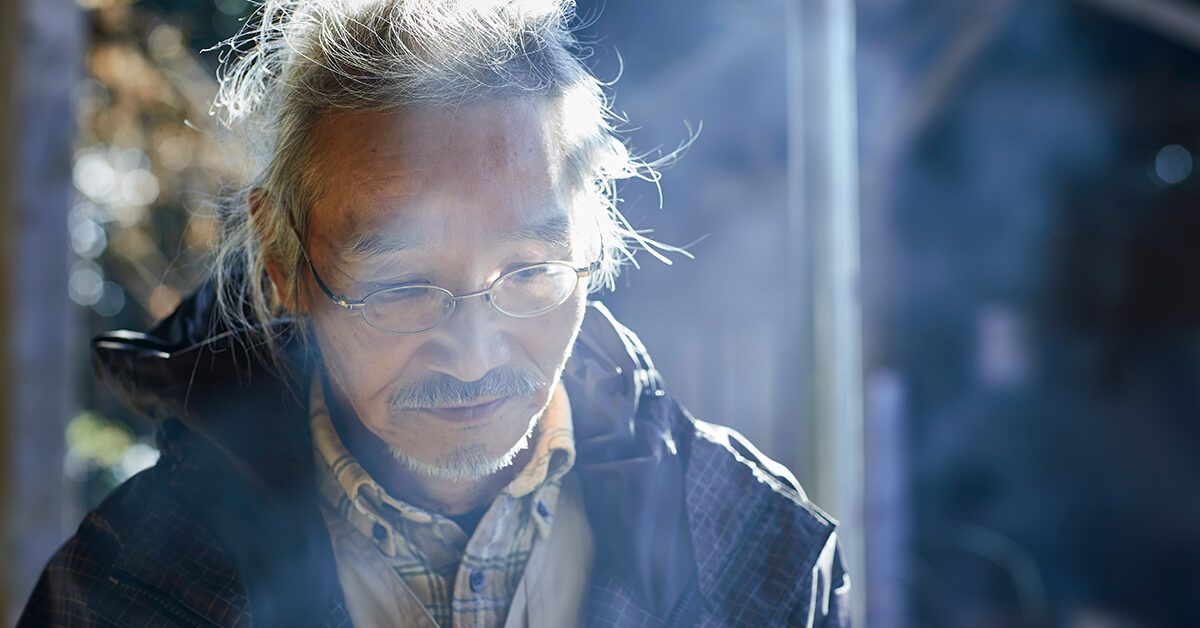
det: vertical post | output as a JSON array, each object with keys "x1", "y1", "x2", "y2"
[
  {"x1": 863, "y1": 370, "x2": 909, "y2": 628},
  {"x1": 0, "y1": 0, "x2": 83, "y2": 621},
  {"x1": 785, "y1": 0, "x2": 865, "y2": 624}
]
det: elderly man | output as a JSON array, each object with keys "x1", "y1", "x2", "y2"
[{"x1": 22, "y1": 1, "x2": 849, "y2": 626}]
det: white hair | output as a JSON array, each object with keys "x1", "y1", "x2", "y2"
[{"x1": 207, "y1": 0, "x2": 680, "y2": 356}]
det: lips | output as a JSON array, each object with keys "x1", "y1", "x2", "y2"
[{"x1": 421, "y1": 396, "x2": 510, "y2": 424}]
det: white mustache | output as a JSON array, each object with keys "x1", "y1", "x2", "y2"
[{"x1": 388, "y1": 365, "x2": 545, "y2": 410}]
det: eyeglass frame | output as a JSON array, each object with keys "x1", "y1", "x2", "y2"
[{"x1": 292, "y1": 228, "x2": 599, "y2": 335}]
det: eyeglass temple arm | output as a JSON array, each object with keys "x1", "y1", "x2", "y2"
[
  {"x1": 291, "y1": 225, "x2": 366, "y2": 311},
  {"x1": 304, "y1": 256, "x2": 366, "y2": 310}
]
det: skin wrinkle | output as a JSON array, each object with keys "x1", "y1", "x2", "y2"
[{"x1": 289, "y1": 97, "x2": 587, "y2": 516}]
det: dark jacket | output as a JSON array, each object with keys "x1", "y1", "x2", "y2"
[{"x1": 20, "y1": 279, "x2": 850, "y2": 627}]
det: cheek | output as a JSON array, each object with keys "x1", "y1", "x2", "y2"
[
  {"x1": 513, "y1": 290, "x2": 588, "y2": 370},
  {"x1": 309, "y1": 310, "x2": 418, "y2": 408}
]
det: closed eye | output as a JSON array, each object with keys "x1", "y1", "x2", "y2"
[
  {"x1": 365, "y1": 278, "x2": 432, "y2": 294},
  {"x1": 504, "y1": 264, "x2": 555, "y2": 280},
  {"x1": 504, "y1": 258, "x2": 573, "y2": 273}
]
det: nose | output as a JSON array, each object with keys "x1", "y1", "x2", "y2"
[{"x1": 424, "y1": 292, "x2": 511, "y2": 383}]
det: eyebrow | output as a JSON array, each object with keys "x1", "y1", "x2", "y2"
[
  {"x1": 340, "y1": 228, "x2": 428, "y2": 259},
  {"x1": 339, "y1": 210, "x2": 573, "y2": 259},
  {"x1": 498, "y1": 212, "x2": 573, "y2": 248}
]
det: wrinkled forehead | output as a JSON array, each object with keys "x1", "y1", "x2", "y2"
[{"x1": 304, "y1": 98, "x2": 573, "y2": 258}]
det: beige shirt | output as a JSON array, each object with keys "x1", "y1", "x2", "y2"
[{"x1": 311, "y1": 378, "x2": 593, "y2": 627}]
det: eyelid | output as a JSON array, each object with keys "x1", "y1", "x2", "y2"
[
  {"x1": 510, "y1": 257, "x2": 573, "y2": 269},
  {"x1": 367, "y1": 259, "x2": 571, "y2": 292},
  {"x1": 500, "y1": 260, "x2": 568, "y2": 276},
  {"x1": 503, "y1": 261, "x2": 542, "y2": 272},
  {"x1": 366, "y1": 278, "x2": 430, "y2": 293}
]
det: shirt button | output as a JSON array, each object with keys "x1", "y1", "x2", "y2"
[
  {"x1": 469, "y1": 569, "x2": 485, "y2": 593},
  {"x1": 536, "y1": 500, "x2": 551, "y2": 519}
]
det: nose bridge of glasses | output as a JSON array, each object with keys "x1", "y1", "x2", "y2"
[
  {"x1": 438, "y1": 285, "x2": 497, "y2": 327},
  {"x1": 449, "y1": 285, "x2": 496, "y2": 305},
  {"x1": 429, "y1": 285, "x2": 501, "y2": 339}
]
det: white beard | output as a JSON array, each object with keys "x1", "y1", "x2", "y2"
[{"x1": 388, "y1": 408, "x2": 541, "y2": 483}]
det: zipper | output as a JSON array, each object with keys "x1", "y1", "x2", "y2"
[
  {"x1": 108, "y1": 572, "x2": 217, "y2": 628},
  {"x1": 663, "y1": 576, "x2": 700, "y2": 628}
]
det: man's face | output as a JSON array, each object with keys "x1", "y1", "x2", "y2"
[{"x1": 298, "y1": 99, "x2": 587, "y2": 481}]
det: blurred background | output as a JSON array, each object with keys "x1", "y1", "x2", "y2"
[{"x1": 2, "y1": 0, "x2": 1199, "y2": 626}]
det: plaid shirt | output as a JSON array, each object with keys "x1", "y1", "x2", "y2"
[{"x1": 310, "y1": 376, "x2": 576, "y2": 628}]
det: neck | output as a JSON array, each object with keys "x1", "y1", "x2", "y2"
[{"x1": 325, "y1": 385, "x2": 530, "y2": 516}]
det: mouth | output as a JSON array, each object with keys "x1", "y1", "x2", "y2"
[{"x1": 419, "y1": 396, "x2": 511, "y2": 424}]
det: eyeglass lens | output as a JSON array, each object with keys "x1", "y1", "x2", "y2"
[{"x1": 362, "y1": 263, "x2": 578, "y2": 333}]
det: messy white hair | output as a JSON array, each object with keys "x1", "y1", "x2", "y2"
[{"x1": 208, "y1": 0, "x2": 680, "y2": 356}]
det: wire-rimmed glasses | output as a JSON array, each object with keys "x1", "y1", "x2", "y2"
[{"x1": 301, "y1": 253, "x2": 598, "y2": 335}]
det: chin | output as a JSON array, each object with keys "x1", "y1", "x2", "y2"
[{"x1": 389, "y1": 404, "x2": 542, "y2": 483}]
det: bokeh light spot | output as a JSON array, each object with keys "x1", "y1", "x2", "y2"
[
  {"x1": 69, "y1": 262, "x2": 105, "y2": 306},
  {"x1": 93, "y1": 281, "x2": 126, "y2": 317},
  {"x1": 1154, "y1": 144, "x2": 1193, "y2": 185},
  {"x1": 70, "y1": 217, "x2": 108, "y2": 259},
  {"x1": 147, "y1": 24, "x2": 184, "y2": 60},
  {"x1": 72, "y1": 151, "x2": 116, "y2": 201}
]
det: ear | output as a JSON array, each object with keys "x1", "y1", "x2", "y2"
[{"x1": 249, "y1": 188, "x2": 294, "y2": 310}]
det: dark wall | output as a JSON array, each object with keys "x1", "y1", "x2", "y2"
[{"x1": 860, "y1": 1, "x2": 1200, "y2": 625}]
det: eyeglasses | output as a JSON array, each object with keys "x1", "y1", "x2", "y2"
[{"x1": 300, "y1": 249, "x2": 598, "y2": 335}]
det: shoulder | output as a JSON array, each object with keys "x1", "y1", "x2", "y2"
[
  {"x1": 685, "y1": 415, "x2": 836, "y2": 535},
  {"x1": 569, "y1": 304, "x2": 851, "y2": 623},
  {"x1": 18, "y1": 465, "x2": 248, "y2": 627},
  {"x1": 18, "y1": 468, "x2": 167, "y2": 625},
  {"x1": 680, "y1": 415, "x2": 850, "y2": 626}
]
